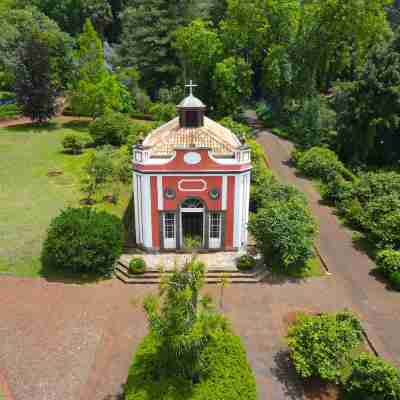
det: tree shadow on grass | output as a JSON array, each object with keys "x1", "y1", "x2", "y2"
[
  {"x1": 4, "y1": 121, "x2": 59, "y2": 133},
  {"x1": 62, "y1": 119, "x2": 91, "y2": 133}
]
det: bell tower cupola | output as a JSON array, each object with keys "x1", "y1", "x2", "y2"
[{"x1": 177, "y1": 80, "x2": 206, "y2": 128}]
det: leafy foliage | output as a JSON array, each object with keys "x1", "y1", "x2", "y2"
[
  {"x1": 62, "y1": 132, "x2": 91, "y2": 154},
  {"x1": 296, "y1": 147, "x2": 353, "y2": 182},
  {"x1": 149, "y1": 102, "x2": 177, "y2": 122},
  {"x1": 287, "y1": 312, "x2": 363, "y2": 382},
  {"x1": 345, "y1": 353, "x2": 400, "y2": 400},
  {"x1": 125, "y1": 258, "x2": 257, "y2": 400},
  {"x1": 376, "y1": 250, "x2": 400, "y2": 277},
  {"x1": 15, "y1": 33, "x2": 58, "y2": 123},
  {"x1": 249, "y1": 197, "x2": 317, "y2": 269},
  {"x1": 237, "y1": 254, "x2": 256, "y2": 271},
  {"x1": 129, "y1": 257, "x2": 146, "y2": 275},
  {"x1": 89, "y1": 110, "x2": 133, "y2": 146},
  {"x1": 41, "y1": 207, "x2": 123, "y2": 276}
]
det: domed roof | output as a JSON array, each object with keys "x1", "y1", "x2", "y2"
[{"x1": 177, "y1": 94, "x2": 206, "y2": 109}]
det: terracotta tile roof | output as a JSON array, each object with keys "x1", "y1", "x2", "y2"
[{"x1": 143, "y1": 117, "x2": 242, "y2": 156}]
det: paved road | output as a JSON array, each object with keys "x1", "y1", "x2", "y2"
[{"x1": 257, "y1": 129, "x2": 400, "y2": 364}]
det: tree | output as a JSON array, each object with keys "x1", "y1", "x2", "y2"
[
  {"x1": 334, "y1": 33, "x2": 400, "y2": 165},
  {"x1": 212, "y1": 56, "x2": 252, "y2": 116},
  {"x1": 70, "y1": 19, "x2": 124, "y2": 117},
  {"x1": 0, "y1": 7, "x2": 72, "y2": 89},
  {"x1": 27, "y1": 0, "x2": 113, "y2": 38},
  {"x1": 15, "y1": 33, "x2": 58, "y2": 123},
  {"x1": 173, "y1": 19, "x2": 223, "y2": 104},
  {"x1": 143, "y1": 258, "x2": 227, "y2": 378}
]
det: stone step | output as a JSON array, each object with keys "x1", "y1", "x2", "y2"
[
  {"x1": 116, "y1": 264, "x2": 263, "y2": 280},
  {"x1": 114, "y1": 264, "x2": 269, "y2": 285}
]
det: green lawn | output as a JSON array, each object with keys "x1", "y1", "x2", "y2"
[
  {"x1": 0, "y1": 117, "x2": 133, "y2": 278},
  {"x1": 270, "y1": 256, "x2": 325, "y2": 279}
]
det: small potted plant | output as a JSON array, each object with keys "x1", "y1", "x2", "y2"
[
  {"x1": 129, "y1": 257, "x2": 147, "y2": 275},
  {"x1": 237, "y1": 254, "x2": 257, "y2": 271}
]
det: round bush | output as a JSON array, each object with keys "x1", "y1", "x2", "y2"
[
  {"x1": 346, "y1": 353, "x2": 400, "y2": 400},
  {"x1": 124, "y1": 330, "x2": 257, "y2": 400},
  {"x1": 129, "y1": 257, "x2": 146, "y2": 275},
  {"x1": 237, "y1": 255, "x2": 257, "y2": 271},
  {"x1": 297, "y1": 147, "x2": 349, "y2": 181},
  {"x1": 376, "y1": 250, "x2": 400, "y2": 278},
  {"x1": 89, "y1": 110, "x2": 134, "y2": 146},
  {"x1": 287, "y1": 311, "x2": 363, "y2": 382},
  {"x1": 41, "y1": 207, "x2": 123, "y2": 276}
]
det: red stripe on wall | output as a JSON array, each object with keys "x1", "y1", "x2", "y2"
[
  {"x1": 150, "y1": 176, "x2": 160, "y2": 249},
  {"x1": 225, "y1": 176, "x2": 235, "y2": 249}
]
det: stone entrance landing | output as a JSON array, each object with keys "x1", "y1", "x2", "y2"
[{"x1": 115, "y1": 252, "x2": 267, "y2": 284}]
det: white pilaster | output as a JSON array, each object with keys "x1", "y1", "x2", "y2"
[
  {"x1": 233, "y1": 175, "x2": 243, "y2": 249},
  {"x1": 157, "y1": 175, "x2": 164, "y2": 210},
  {"x1": 222, "y1": 175, "x2": 228, "y2": 211},
  {"x1": 142, "y1": 175, "x2": 153, "y2": 248}
]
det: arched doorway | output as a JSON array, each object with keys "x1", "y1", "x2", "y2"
[{"x1": 180, "y1": 198, "x2": 205, "y2": 249}]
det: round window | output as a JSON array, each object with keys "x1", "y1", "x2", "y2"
[
  {"x1": 209, "y1": 188, "x2": 220, "y2": 200},
  {"x1": 164, "y1": 188, "x2": 176, "y2": 200}
]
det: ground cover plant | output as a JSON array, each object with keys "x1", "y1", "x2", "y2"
[{"x1": 124, "y1": 258, "x2": 257, "y2": 400}]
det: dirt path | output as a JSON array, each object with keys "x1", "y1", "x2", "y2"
[{"x1": 256, "y1": 129, "x2": 400, "y2": 364}]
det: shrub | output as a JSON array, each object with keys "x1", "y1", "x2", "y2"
[
  {"x1": 41, "y1": 207, "x2": 123, "y2": 276},
  {"x1": 249, "y1": 198, "x2": 317, "y2": 269},
  {"x1": 62, "y1": 133, "x2": 91, "y2": 154},
  {"x1": 125, "y1": 329, "x2": 257, "y2": 400},
  {"x1": 297, "y1": 147, "x2": 350, "y2": 181},
  {"x1": 89, "y1": 110, "x2": 134, "y2": 147},
  {"x1": 149, "y1": 102, "x2": 177, "y2": 122},
  {"x1": 0, "y1": 103, "x2": 19, "y2": 119},
  {"x1": 237, "y1": 255, "x2": 257, "y2": 271},
  {"x1": 345, "y1": 353, "x2": 400, "y2": 400},
  {"x1": 256, "y1": 101, "x2": 273, "y2": 125},
  {"x1": 389, "y1": 271, "x2": 400, "y2": 291},
  {"x1": 377, "y1": 249, "x2": 400, "y2": 277},
  {"x1": 114, "y1": 145, "x2": 132, "y2": 184},
  {"x1": 219, "y1": 117, "x2": 252, "y2": 141},
  {"x1": 322, "y1": 172, "x2": 354, "y2": 205},
  {"x1": 287, "y1": 311, "x2": 363, "y2": 382},
  {"x1": 129, "y1": 257, "x2": 146, "y2": 275}
]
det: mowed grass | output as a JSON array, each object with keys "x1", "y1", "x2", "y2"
[{"x1": 0, "y1": 117, "x2": 133, "y2": 278}]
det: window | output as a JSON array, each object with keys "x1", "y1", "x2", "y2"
[
  {"x1": 209, "y1": 213, "x2": 221, "y2": 239},
  {"x1": 181, "y1": 198, "x2": 204, "y2": 209},
  {"x1": 164, "y1": 213, "x2": 176, "y2": 239}
]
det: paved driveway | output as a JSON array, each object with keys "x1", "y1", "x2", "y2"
[
  {"x1": 257, "y1": 130, "x2": 400, "y2": 363},
  {"x1": 1, "y1": 274, "x2": 359, "y2": 400}
]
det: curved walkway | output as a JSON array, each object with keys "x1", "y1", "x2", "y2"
[{"x1": 257, "y1": 129, "x2": 400, "y2": 363}]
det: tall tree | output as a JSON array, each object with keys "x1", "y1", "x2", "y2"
[
  {"x1": 15, "y1": 33, "x2": 58, "y2": 123},
  {"x1": 334, "y1": 32, "x2": 400, "y2": 165},
  {"x1": 118, "y1": 0, "x2": 200, "y2": 95},
  {"x1": 0, "y1": 7, "x2": 73, "y2": 89},
  {"x1": 70, "y1": 19, "x2": 125, "y2": 117}
]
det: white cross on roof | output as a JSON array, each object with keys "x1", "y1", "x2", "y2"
[{"x1": 185, "y1": 80, "x2": 198, "y2": 96}]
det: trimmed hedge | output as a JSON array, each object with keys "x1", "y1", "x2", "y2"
[
  {"x1": 62, "y1": 133, "x2": 91, "y2": 154},
  {"x1": 345, "y1": 353, "x2": 400, "y2": 400},
  {"x1": 296, "y1": 147, "x2": 354, "y2": 182},
  {"x1": 124, "y1": 330, "x2": 257, "y2": 400},
  {"x1": 41, "y1": 207, "x2": 123, "y2": 276}
]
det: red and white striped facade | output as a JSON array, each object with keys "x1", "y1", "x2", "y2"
[{"x1": 132, "y1": 92, "x2": 251, "y2": 252}]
